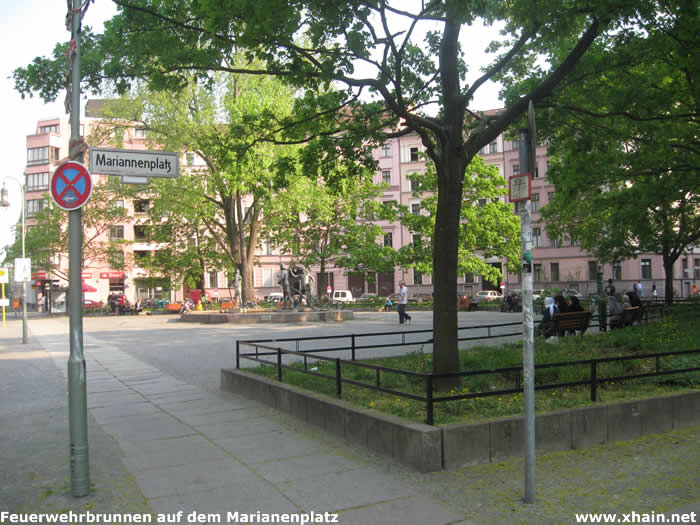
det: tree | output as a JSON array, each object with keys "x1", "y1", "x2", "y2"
[
  {"x1": 92, "y1": 72, "x2": 300, "y2": 303},
  {"x1": 3, "y1": 179, "x2": 130, "y2": 282},
  {"x1": 398, "y1": 155, "x2": 520, "y2": 284},
  {"x1": 264, "y1": 164, "x2": 392, "y2": 296},
  {"x1": 15, "y1": 0, "x2": 667, "y2": 382},
  {"x1": 524, "y1": 2, "x2": 699, "y2": 303}
]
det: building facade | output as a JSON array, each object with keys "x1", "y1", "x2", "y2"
[{"x1": 19, "y1": 106, "x2": 699, "y2": 310}]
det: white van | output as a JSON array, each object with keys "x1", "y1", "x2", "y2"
[
  {"x1": 266, "y1": 292, "x2": 283, "y2": 303},
  {"x1": 331, "y1": 290, "x2": 355, "y2": 303}
]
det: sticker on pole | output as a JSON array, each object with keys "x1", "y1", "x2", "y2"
[{"x1": 51, "y1": 161, "x2": 92, "y2": 210}]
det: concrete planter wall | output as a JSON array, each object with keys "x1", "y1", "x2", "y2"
[{"x1": 220, "y1": 368, "x2": 699, "y2": 472}]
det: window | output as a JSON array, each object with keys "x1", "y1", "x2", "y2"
[
  {"x1": 382, "y1": 170, "x2": 391, "y2": 185},
  {"x1": 550, "y1": 236, "x2": 561, "y2": 248},
  {"x1": 695, "y1": 258, "x2": 700, "y2": 279},
  {"x1": 613, "y1": 261, "x2": 623, "y2": 280},
  {"x1": 513, "y1": 164, "x2": 520, "y2": 176},
  {"x1": 478, "y1": 198, "x2": 486, "y2": 207},
  {"x1": 408, "y1": 147, "x2": 419, "y2": 162},
  {"x1": 412, "y1": 234, "x2": 422, "y2": 246},
  {"x1": 109, "y1": 226, "x2": 124, "y2": 240},
  {"x1": 641, "y1": 259, "x2": 652, "y2": 279},
  {"x1": 534, "y1": 264, "x2": 544, "y2": 282},
  {"x1": 261, "y1": 268, "x2": 275, "y2": 287},
  {"x1": 548, "y1": 191, "x2": 555, "y2": 203},
  {"x1": 408, "y1": 175, "x2": 421, "y2": 192},
  {"x1": 488, "y1": 140, "x2": 498, "y2": 153},
  {"x1": 27, "y1": 146, "x2": 60, "y2": 165},
  {"x1": 134, "y1": 250, "x2": 150, "y2": 264},
  {"x1": 531, "y1": 193, "x2": 540, "y2": 212},
  {"x1": 682, "y1": 258, "x2": 688, "y2": 276},
  {"x1": 108, "y1": 250, "x2": 124, "y2": 268},
  {"x1": 464, "y1": 272, "x2": 475, "y2": 283},
  {"x1": 550, "y1": 263, "x2": 560, "y2": 282},
  {"x1": 512, "y1": 139, "x2": 520, "y2": 151},
  {"x1": 39, "y1": 124, "x2": 59, "y2": 134},
  {"x1": 533, "y1": 166, "x2": 540, "y2": 178},
  {"x1": 413, "y1": 270, "x2": 423, "y2": 285},
  {"x1": 134, "y1": 199, "x2": 149, "y2": 214},
  {"x1": 260, "y1": 240, "x2": 274, "y2": 256},
  {"x1": 381, "y1": 143, "x2": 391, "y2": 157},
  {"x1": 133, "y1": 225, "x2": 149, "y2": 241},
  {"x1": 383, "y1": 232, "x2": 393, "y2": 248},
  {"x1": 26, "y1": 199, "x2": 47, "y2": 216},
  {"x1": 26, "y1": 172, "x2": 49, "y2": 191},
  {"x1": 411, "y1": 203, "x2": 421, "y2": 216},
  {"x1": 588, "y1": 261, "x2": 598, "y2": 281},
  {"x1": 532, "y1": 227, "x2": 541, "y2": 248},
  {"x1": 134, "y1": 128, "x2": 147, "y2": 138},
  {"x1": 208, "y1": 271, "x2": 218, "y2": 288}
]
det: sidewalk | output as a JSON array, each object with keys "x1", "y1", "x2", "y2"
[{"x1": 1, "y1": 316, "x2": 698, "y2": 525}]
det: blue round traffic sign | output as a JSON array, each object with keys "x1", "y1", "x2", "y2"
[{"x1": 51, "y1": 161, "x2": 93, "y2": 210}]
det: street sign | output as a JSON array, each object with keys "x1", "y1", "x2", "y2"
[
  {"x1": 0, "y1": 268, "x2": 8, "y2": 284},
  {"x1": 89, "y1": 147, "x2": 179, "y2": 179},
  {"x1": 14, "y1": 258, "x2": 31, "y2": 282},
  {"x1": 51, "y1": 161, "x2": 92, "y2": 210}
]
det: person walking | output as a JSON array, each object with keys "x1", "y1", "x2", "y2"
[
  {"x1": 397, "y1": 280, "x2": 411, "y2": 324},
  {"x1": 636, "y1": 280, "x2": 643, "y2": 297}
]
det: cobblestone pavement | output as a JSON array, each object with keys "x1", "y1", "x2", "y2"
[{"x1": 0, "y1": 314, "x2": 697, "y2": 524}]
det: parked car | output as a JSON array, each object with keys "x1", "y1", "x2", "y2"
[
  {"x1": 359, "y1": 292, "x2": 378, "y2": 301},
  {"x1": 473, "y1": 290, "x2": 503, "y2": 302},
  {"x1": 266, "y1": 292, "x2": 283, "y2": 303},
  {"x1": 332, "y1": 290, "x2": 355, "y2": 303},
  {"x1": 408, "y1": 292, "x2": 433, "y2": 303},
  {"x1": 83, "y1": 299, "x2": 102, "y2": 309}
]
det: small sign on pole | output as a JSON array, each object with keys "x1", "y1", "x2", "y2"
[
  {"x1": 50, "y1": 162, "x2": 92, "y2": 210},
  {"x1": 509, "y1": 173, "x2": 532, "y2": 202},
  {"x1": 14, "y1": 258, "x2": 31, "y2": 283}
]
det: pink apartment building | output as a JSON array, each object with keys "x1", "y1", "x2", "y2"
[{"x1": 20, "y1": 105, "x2": 699, "y2": 309}]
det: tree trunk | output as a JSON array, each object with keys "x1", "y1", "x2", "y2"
[
  {"x1": 431, "y1": 153, "x2": 465, "y2": 390},
  {"x1": 663, "y1": 255, "x2": 675, "y2": 305}
]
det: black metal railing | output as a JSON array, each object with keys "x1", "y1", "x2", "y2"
[{"x1": 235, "y1": 307, "x2": 695, "y2": 425}]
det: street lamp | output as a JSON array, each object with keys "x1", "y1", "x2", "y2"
[{"x1": 1, "y1": 177, "x2": 29, "y2": 344}]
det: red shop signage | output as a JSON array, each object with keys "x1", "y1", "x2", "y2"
[
  {"x1": 32, "y1": 272, "x2": 47, "y2": 280},
  {"x1": 100, "y1": 272, "x2": 125, "y2": 279}
]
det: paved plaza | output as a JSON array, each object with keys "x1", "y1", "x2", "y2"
[{"x1": 0, "y1": 311, "x2": 697, "y2": 524}]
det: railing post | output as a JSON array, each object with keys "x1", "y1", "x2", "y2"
[
  {"x1": 426, "y1": 374, "x2": 434, "y2": 425},
  {"x1": 335, "y1": 358, "x2": 342, "y2": 398},
  {"x1": 376, "y1": 369, "x2": 380, "y2": 389},
  {"x1": 351, "y1": 334, "x2": 356, "y2": 361},
  {"x1": 590, "y1": 360, "x2": 597, "y2": 402},
  {"x1": 236, "y1": 341, "x2": 240, "y2": 369},
  {"x1": 304, "y1": 354, "x2": 308, "y2": 370},
  {"x1": 655, "y1": 355, "x2": 660, "y2": 374},
  {"x1": 277, "y1": 348, "x2": 282, "y2": 382}
]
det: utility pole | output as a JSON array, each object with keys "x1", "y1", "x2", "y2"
[
  {"x1": 67, "y1": 0, "x2": 90, "y2": 497},
  {"x1": 519, "y1": 100, "x2": 537, "y2": 504}
]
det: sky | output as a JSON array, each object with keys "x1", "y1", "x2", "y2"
[{"x1": 0, "y1": 0, "x2": 504, "y2": 258}]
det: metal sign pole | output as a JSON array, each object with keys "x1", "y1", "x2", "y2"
[
  {"x1": 67, "y1": 0, "x2": 89, "y2": 497},
  {"x1": 520, "y1": 100, "x2": 537, "y2": 504}
]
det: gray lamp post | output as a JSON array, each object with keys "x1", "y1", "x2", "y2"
[{"x1": 1, "y1": 178, "x2": 29, "y2": 344}]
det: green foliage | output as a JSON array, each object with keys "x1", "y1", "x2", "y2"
[
  {"x1": 251, "y1": 306, "x2": 699, "y2": 424},
  {"x1": 503, "y1": 2, "x2": 700, "y2": 300},
  {"x1": 396, "y1": 155, "x2": 521, "y2": 281}
]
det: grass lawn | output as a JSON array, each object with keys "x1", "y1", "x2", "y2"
[{"x1": 248, "y1": 304, "x2": 699, "y2": 425}]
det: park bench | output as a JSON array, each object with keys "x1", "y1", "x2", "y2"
[
  {"x1": 220, "y1": 301, "x2": 235, "y2": 310},
  {"x1": 609, "y1": 306, "x2": 641, "y2": 330},
  {"x1": 547, "y1": 310, "x2": 592, "y2": 336}
]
